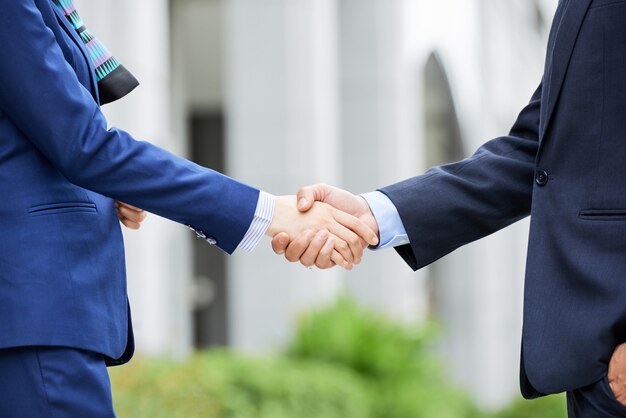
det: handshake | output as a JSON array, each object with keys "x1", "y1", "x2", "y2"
[
  {"x1": 116, "y1": 183, "x2": 382, "y2": 270},
  {"x1": 266, "y1": 184, "x2": 380, "y2": 270}
]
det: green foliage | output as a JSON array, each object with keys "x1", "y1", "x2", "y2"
[
  {"x1": 287, "y1": 297, "x2": 436, "y2": 380},
  {"x1": 110, "y1": 351, "x2": 370, "y2": 418},
  {"x1": 287, "y1": 296, "x2": 481, "y2": 418},
  {"x1": 492, "y1": 394, "x2": 567, "y2": 418},
  {"x1": 110, "y1": 297, "x2": 568, "y2": 418}
]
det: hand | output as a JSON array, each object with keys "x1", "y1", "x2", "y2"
[
  {"x1": 271, "y1": 185, "x2": 379, "y2": 269},
  {"x1": 608, "y1": 342, "x2": 626, "y2": 407},
  {"x1": 116, "y1": 201, "x2": 147, "y2": 230},
  {"x1": 266, "y1": 195, "x2": 378, "y2": 269}
]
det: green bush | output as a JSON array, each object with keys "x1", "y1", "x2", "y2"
[
  {"x1": 287, "y1": 297, "x2": 481, "y2": 418},
  {"x1": 287, "y1": 297, "x2": 437, "y2": 380},
  {"x1": 493, "y1": 394, "x2": 566, "y2": 418},
  {"x1": 110, "y1": 351, "x2": 370, "y2": 418},
  {"x1": 110, "y1": 297, "x2": 568, "y2": 418}
]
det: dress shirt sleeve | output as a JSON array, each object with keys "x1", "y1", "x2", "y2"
[
  {"x1": 238, "y1": 191, "x2": 275, "y2": 252},
  {"x1": 361, "y1": 191, "x2": 410, "y2": 250}
]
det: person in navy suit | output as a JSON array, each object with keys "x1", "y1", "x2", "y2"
[
  {"x1": 0, "y1": 0, "x2": 378, "y2": 416},
  {"x1": 275, "y1": 0, "x2": 626, "y2": 416}
]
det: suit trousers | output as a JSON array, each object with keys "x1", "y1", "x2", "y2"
[
  {"x1": 0, "y1": 346, "x2": 116, "y2": 418},
  {"x1": 567, "y1": 375, "x2": 626, "y2": 417}
]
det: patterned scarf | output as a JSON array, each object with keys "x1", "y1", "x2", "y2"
[{"x1": 52, "y1": 0, "x2": 139, "y2": 105}]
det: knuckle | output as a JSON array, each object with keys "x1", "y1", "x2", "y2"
[
  {"x1": 318, "y1": 255, "x2": 331, "y2": 265},
  {"x1": 317, "y1": 262, "x2": 331, "y2": 269}
]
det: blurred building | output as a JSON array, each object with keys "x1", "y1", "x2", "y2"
[{"x1": 77, "y1": 0, "x2": 557, "y2": 409}]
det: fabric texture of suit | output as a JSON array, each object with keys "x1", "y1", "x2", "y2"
[
  {"x1": 0, "y1": 0, "x2": 258, "y2": 365},
  {"x1": 0, "y1": 347, "x2": 117, "y2": 418},
  {"x1": 380, "y1": 0, "x2": 626, "y2": 397}
]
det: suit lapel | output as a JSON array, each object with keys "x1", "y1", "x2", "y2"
[
  {"x1": 50, "y1": 1, "x2": 100, "y2": 103},
  {"x1": 540, "y1": 0, "x2": 593, "y2": 143}
]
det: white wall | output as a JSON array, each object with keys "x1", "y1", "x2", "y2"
[{"x1": 224, "y1": 0, "x2": 346, "y2": 351}]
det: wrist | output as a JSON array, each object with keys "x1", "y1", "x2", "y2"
[
  {"x1": 265, "y1": 195, "x2": 292, "y2": 236},
  {"x1": 358, "y1": 196, "x2": 380, "y2": 241}
]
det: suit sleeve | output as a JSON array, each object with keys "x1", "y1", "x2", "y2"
[
  {"x1": 380, "y1": 83, "x2": 542, "y2": 270},
  {"x1": 0, "y1": 0, "x2": 258, "y2": 254}
]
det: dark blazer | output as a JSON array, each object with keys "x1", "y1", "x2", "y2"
[
  {"x1": 0, "y1": 0, "x2": 258, "y2": 365},
  {"x1": 381, "y1": 0, "x2": 626, "y2": 397}
]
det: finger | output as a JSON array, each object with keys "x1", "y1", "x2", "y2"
[
  {"x1": 117, "y1": 201, "x2": 144, "y2": 212},
  {"x1": 297, "y1": 184, "x2": 330, "y2": 212},
  {"x1": 284, "y1": 230, "x2": 315, "y2": 263},
  {"x1": 333, "y1": 209, "x2": 379, "y2": 247},
  {"x1": 120, "y1": 218, "x2": 141, "y2": 230},
  {"x1": 315, "y1": 237, "x2": 345, "y2": 269},
  {"x1": 314, "y1": 237, "x2": 336, "y2": 269},
  {"x1": 271, "y1": 233, "x2": 291, "y2": 255},
  {"x1": 330, "y1": 236, "x2": 355, "y2": 265},
  {"x1": 327, "y1": 222, "x2": 363, "y2": 264},
  {"x1": 330, "y1": 250, "x2": 353, "y2": 271},
  {"x1": 299, "y1": 230, "x2": 330, "y2": 267},
  {"x1": 118, "y1": 205, "x2": 147, "y2": 224}
]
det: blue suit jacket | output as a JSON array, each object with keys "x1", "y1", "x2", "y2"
[
  {"x1": 0, "y1": 0, "x2": 259, "y2": 364},
  {"x1": 381, "y1": 0, "x2": 626, "y2": 396}
]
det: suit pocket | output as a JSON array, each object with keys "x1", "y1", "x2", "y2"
[
  {"x1": 28, "y1": 202, "x2": 97, "y2": 216},
  {"x1": 579, "y1": 209, "x2": 626, "y2": 220}
]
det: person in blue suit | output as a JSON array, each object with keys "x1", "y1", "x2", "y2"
[
  {"x1": 275, "y1": 0, "x2": 626, "y2": 416},
  {"x1": 0, "y1": 0, "x2": 379, "y2": 416}
]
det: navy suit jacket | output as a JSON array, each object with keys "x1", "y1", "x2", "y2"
[
  {"x1": 0, "y1": 0, "x2": 259, "y2": 364},
  {"x1": 381, "y1": 0, "x2": 626, "y2": 396}
]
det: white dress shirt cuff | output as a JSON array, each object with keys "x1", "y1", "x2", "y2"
[
  {"x1": 361, "y1": 191, "x2": 410, "y2": 250},
  {"x1": 238, "y1": 191, "x2": 275, "y2": 252}
]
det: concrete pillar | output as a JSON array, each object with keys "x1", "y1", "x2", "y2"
[
  {"x1": 338, "y1": 0, "x2": 427, "y2": 323},
  {"x1": 76, "y1": 0, "x2": 193, "y2": 357},
  {"x1": 224, "y1": 0, "x2": 344, "y2": 351}
]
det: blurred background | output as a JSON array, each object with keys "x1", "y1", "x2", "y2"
[{"x1": 76, "y1": 0, "x2": 562, "y2": 416}]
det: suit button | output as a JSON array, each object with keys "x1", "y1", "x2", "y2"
[{"x1": 535, "y1": 170, "x2": 549, "y2": 186}]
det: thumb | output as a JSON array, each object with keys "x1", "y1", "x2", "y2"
[
  {"x1": 297, "y1": 184, "x2": 330, "y2": 212},
  {"x1": 271, "y1": 232, "x2": 290, "y2": 255}
]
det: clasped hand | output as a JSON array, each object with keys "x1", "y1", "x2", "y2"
[
  {"x1": 115, "y1": 185, "x2": 380, "y2": 271},
  {"x1": 268, "y1": 185, "x2": 380, "y2": 270}
]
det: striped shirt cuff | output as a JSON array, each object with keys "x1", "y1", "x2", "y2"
[{"x1": 237, "y1": 191, "x2": 275, "y2": 252}]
